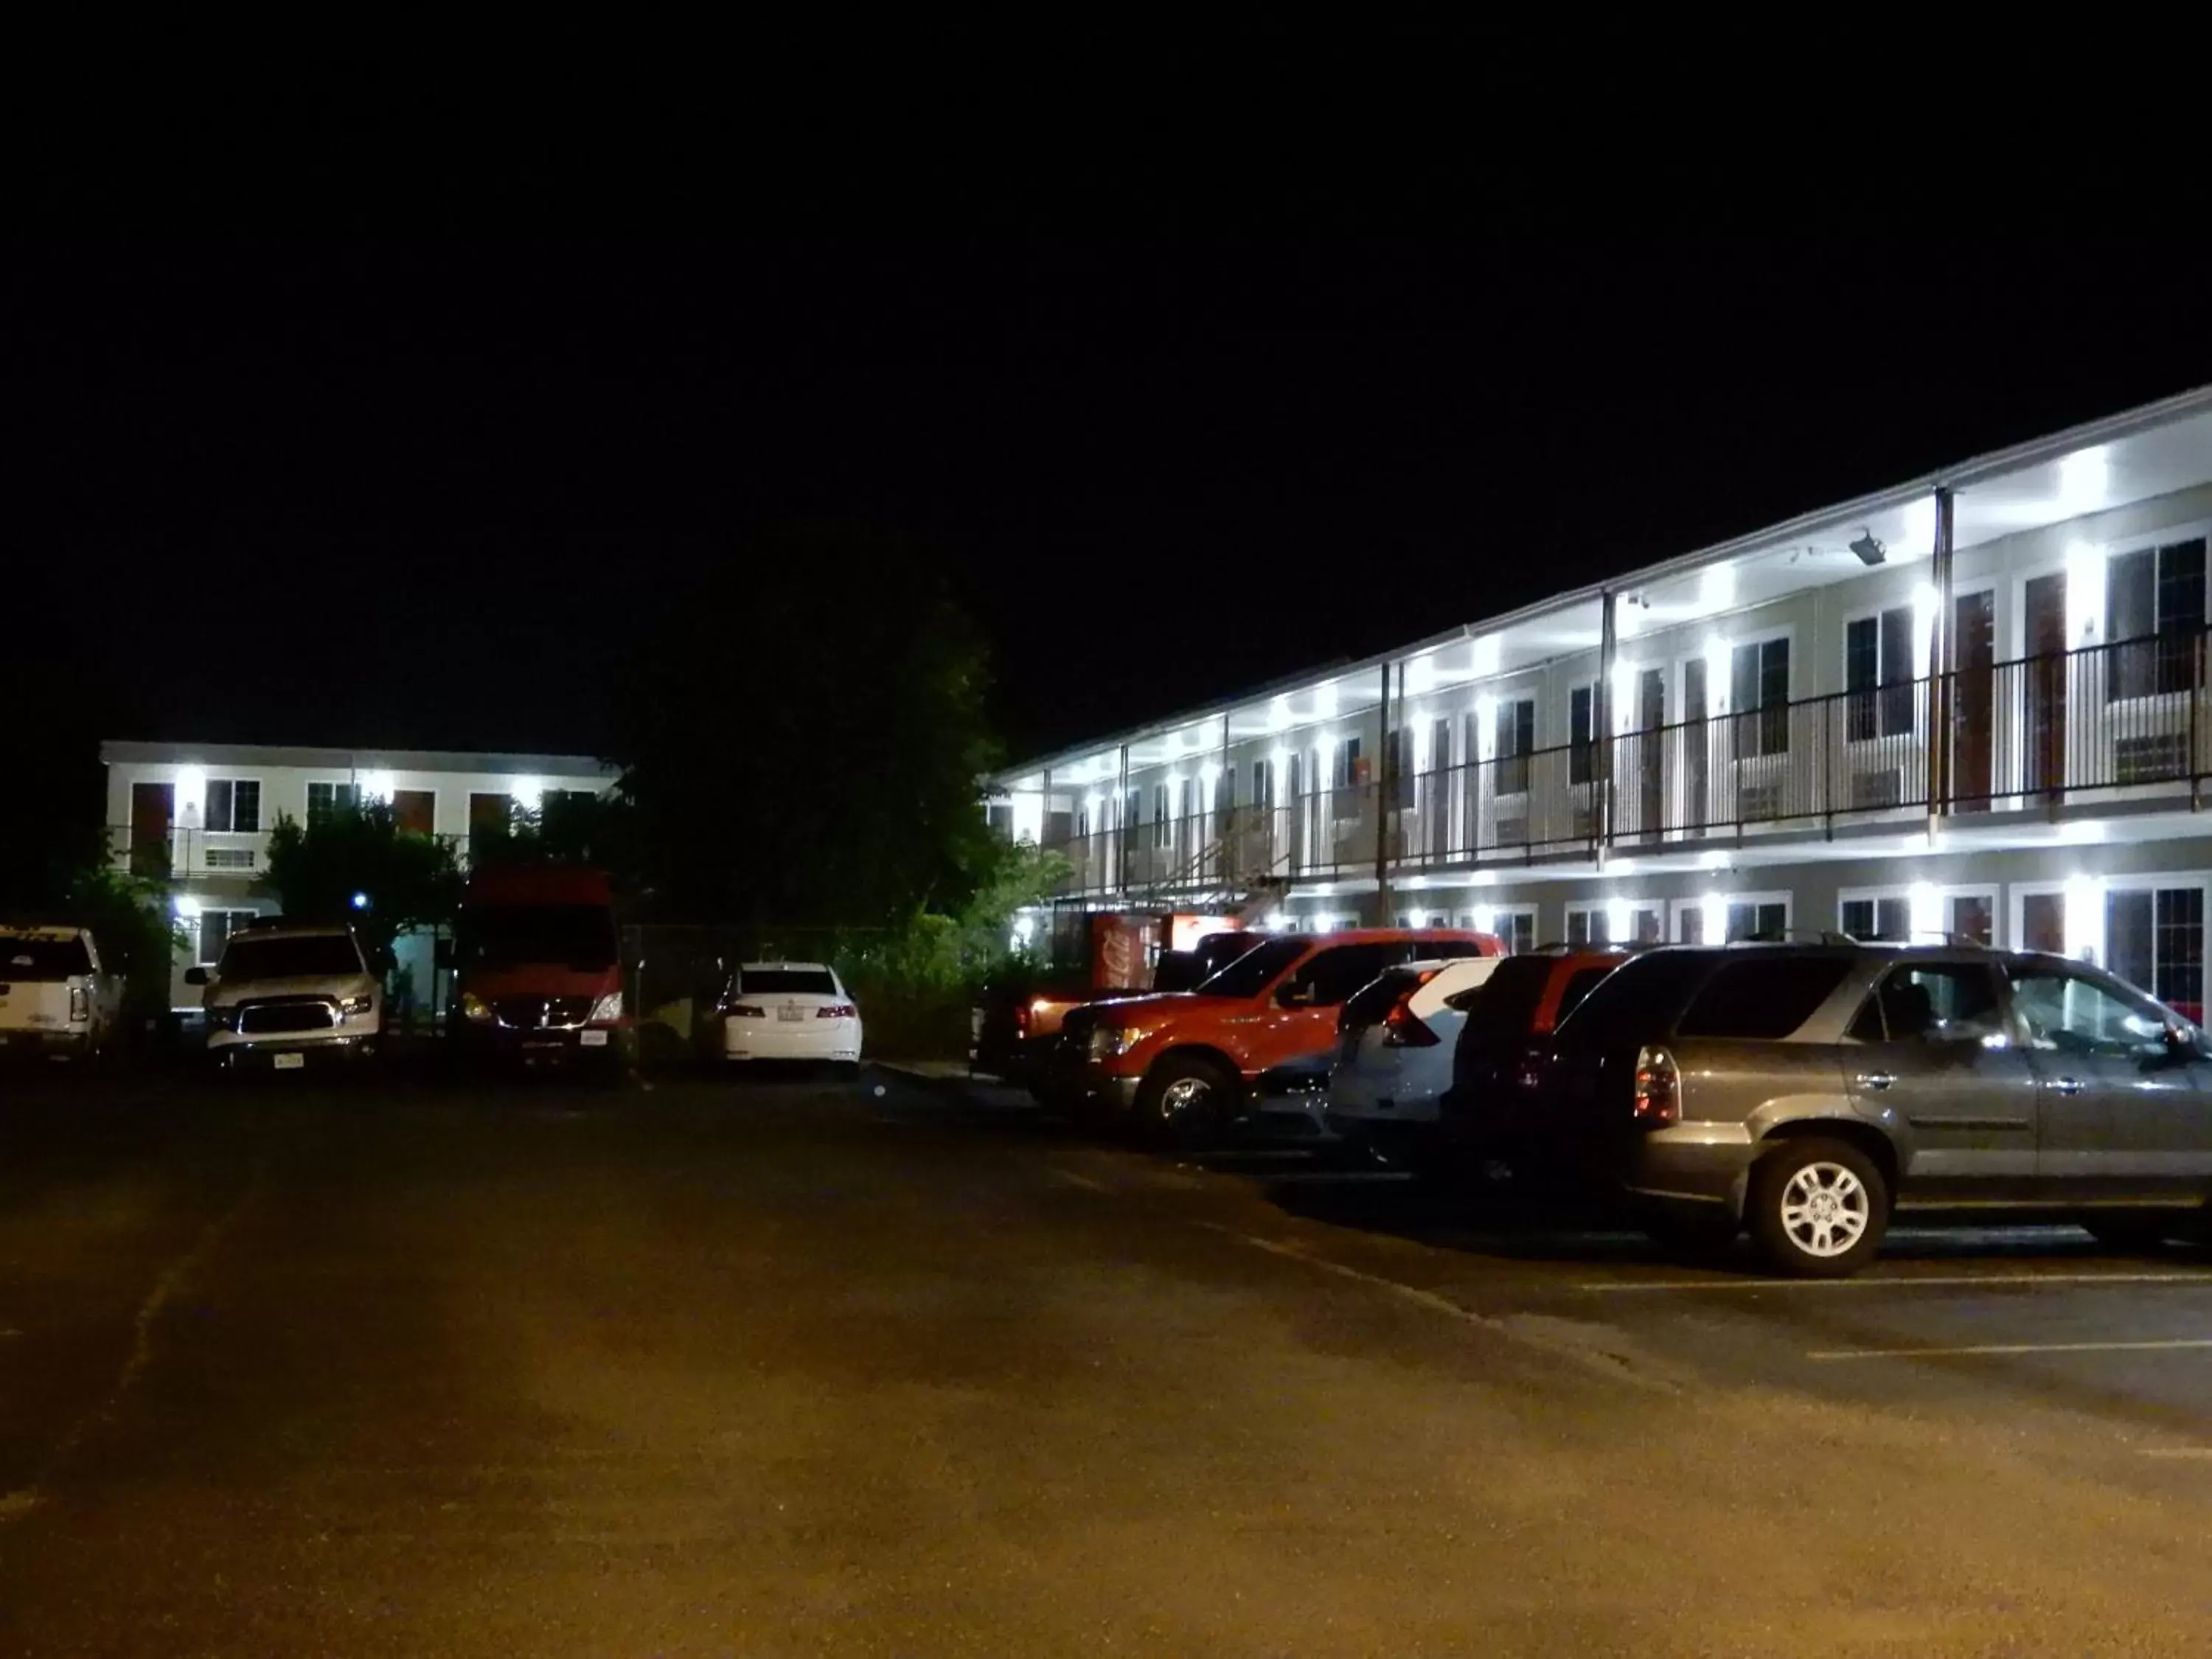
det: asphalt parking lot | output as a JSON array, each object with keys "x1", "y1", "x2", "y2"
[{"x1": 4, "y1": 1059, "x2": 2212, "y2": 1654}]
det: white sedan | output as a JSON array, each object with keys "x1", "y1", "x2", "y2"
[
  {"x1": 717, "y1": 962, "x2": 863, "y2": 1068},
  {"x1": 1324, "y1": 956, "x2": 1503, "y2": 1166}
]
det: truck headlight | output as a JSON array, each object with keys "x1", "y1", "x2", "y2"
[
  {"x1": 461, "y1": 991, "x2": 493, "y2": 1024},
  {"x1": 589, "y1": 991, "x2": 623, "y2": 1023},
  {"x1": 338, "y1": 994, "x2": 374, "y2": 1017},
  {"x1": 1088, "y1": 1024, "x2": 1141, "y2": 1060}
]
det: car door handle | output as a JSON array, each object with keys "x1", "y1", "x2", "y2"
[
  {"x1": 2050, "y1": 1077, "x2": 2087, "y2": 1096},
  {"x1": 1857, "y1": 1072, "x2": 1895, "y2": 1091}
]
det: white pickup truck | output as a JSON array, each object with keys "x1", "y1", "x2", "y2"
[{"x1": 0, "y1": 926, "x2": 122, "y2": 1060}]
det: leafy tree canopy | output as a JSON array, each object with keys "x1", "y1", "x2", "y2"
[
  {"x1": 612, "y1": 524, "x2": 1004, "y2": 926},
  {"x1": 258, "y1": 803, "x2": 463, "y2": 959}
]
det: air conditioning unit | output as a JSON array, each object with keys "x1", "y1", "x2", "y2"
[
  {"x1": 1492, "y1": 811, "x2": 1529, "y2": 848},
  {"x1": 204, "y1": 847, "x2": 257, "y2": 870},
  {"x1": 1850, "y1": 768, "x2": 1905, "y2": 809},
  {"x1": 1737, "y1": 780, "x2": 1785, "y2": 822},
  {"x1": 2115, "y1": 733, "x2": 2188, "y2": 784}
]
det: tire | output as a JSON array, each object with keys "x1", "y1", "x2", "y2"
[
  {"x1": 1748, "y1": 1138, "x2": 1888, "y2": 1279},
  {"x1": 2082, "y1": 1214, "x2": 2176, "y2": 1252},
  {"x1": 1135, "y1": 1054, "x2": 1241, "y2": 1152}
]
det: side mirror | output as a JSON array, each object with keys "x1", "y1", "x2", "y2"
[
  {"x1": 183, "y1": 966, "x2": 209, "y2": 987},
  {"x1": 434, "y1": 939, "x2": 454, "y2": 971}
]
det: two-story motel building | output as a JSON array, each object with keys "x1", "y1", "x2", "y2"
[
  {"x1": 992, "y1": 385, "x2": 2212, "y2": 1019},
  {"x1": 100, "y1": 742, "x2": 618, "y2": 1009}
]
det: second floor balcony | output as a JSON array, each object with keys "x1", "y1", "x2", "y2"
[{"x1": 1042, "y1": 626, "x2": 2212, "y2": 900}]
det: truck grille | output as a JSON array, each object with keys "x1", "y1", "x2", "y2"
[
  {"x1": 494, "y1": 995, "x2": 594, "y2": 1030},
  {"x1": 237, "y1": 998, "x2": 338, "y2": 1035}
]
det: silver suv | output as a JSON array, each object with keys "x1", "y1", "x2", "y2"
[{"x1": 1537, "y1": 942, "x2": 2212, "y2": 1277}]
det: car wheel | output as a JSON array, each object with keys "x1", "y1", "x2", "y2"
[
  {"x1": 2083, "y1": 1214, "x2": 2175, "y2": 1252},
  {"x1": 1749, "y1": 1138, "x2": 1888, "y2": 1279},
  {"x1": 1137, "y1": 1055, "x2": 1239, "y2": 1152}
]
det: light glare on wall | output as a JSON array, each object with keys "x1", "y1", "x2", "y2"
[{"x1": 2065, "y1": 540, "x2": 2106, "y2": 644}]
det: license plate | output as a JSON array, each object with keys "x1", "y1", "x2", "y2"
[
  {"x1": 580, "y1": 1029, "x2": 609, "y2": 1047},
  {"x1": 273, "y1": 1052, "x2": 305, "y2": 1071},
  {"x1": 778, "y1": 1006, "x2": 807, "y2": 1023}
]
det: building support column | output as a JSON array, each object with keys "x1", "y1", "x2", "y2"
[
  {"x1": 1596, "y1": 588, "x2": 1618, "y2": 868},
  {"x1": 1929, "y1": 486, "x2": 1955, "y2": 837},
  {"x1": 1116, "y1": 742, "x2": 1130, "y2": 897},
  {"x1": 1220, "y1": 711, "x2": 1232, "y2": 891},
  {"x1": 1376, "y1": 661, "x2": 1395, "y2": 922}
]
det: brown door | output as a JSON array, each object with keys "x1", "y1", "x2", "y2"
[
  {"x1": 2021, "y1": 890, "x2": 2066, "y2": 954},
  {"x1": 468, "y1": 791, "x2": 513, "y2": 859},
  {"x1": 1950, "y1": 589, "x2": 1995, "y2": 810},
  {"x1": 2025, "y1": 572, "x2": 2068, "y2": 795},
  {"x1": 393, "y1": 790, "x2": 437, "y2": 836},
  {"x1": 1636, "y1": 667, "x2": 1665, "y2": 838},
  {"x1": 129, "y1": 782, "x2": 174, "y2": 877}
]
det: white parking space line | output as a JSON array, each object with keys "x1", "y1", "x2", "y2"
[
  {"x1": 1051, "y1": 1169, "x2": 1109, "y2": 1193},
  {"x1": 1580, "y1": 1271, "x2": 2212, "y2": 1293},
  {"x1": 2138, "y1": 1447, "x2": 2212, "y2": 1458},
  {"x1": 1809, "y1": 1338, "x2": 2212, "y2": 1361}
]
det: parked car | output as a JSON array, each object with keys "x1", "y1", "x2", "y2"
[
  {"x1": 1321, "y1": 956, "x2": 1506, "y2": 1166},
  {"x1": 445, "y1": 864, "x2": 625, "y2": 1071},
  {"x1": 714, "y1": 961, "x2": 863, "y2": 1070},
  {"x1": 1051, "y1": 928, "x2": 1502, "y2": 1146},
  {"x1": 973, "y1": 924, "x2": 1257, "y2": 1093},
  {"x1": 1516, "y1": 940, "x2": 2212, "y2": 1276},
  {"x1": 0, "y1": 925, "x2": 122, "y2": 1061},
  {"x1": 189, "y1": 920, "x2": 383, "y2": 1069},
  {"x1": 1433, "y1": 946, "x2": 1629, "y2": 1172}
]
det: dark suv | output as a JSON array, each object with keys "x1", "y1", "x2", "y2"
[{"x1": 1520, "y1": 942, "x2": 2212, "y2": 1276}]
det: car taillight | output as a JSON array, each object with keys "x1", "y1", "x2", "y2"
[
  {"x1": 817, "y1": 1003, "x2": 857, "y2": 1020},
  {"x1": 723, "y1": 1003, "x2": 766, "y2": 1019},
  {"x1": 1382, "y1": 998, "x2": 1439, "y2": 1047},
  {"x1": 1632, "y1": 1044, "x2": 1680, "y2": 1124},
  {"x1": 69, "y1": 986, "x2": 89, "y2": 1023}
]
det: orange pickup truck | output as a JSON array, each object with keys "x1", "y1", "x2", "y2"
[{"x1": 1051, "y1": 928, "x2": 1500, "y2": 1144}]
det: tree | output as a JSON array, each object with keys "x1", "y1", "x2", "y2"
[
  {"x1": 613, "y1": 524, "x2": 1004, "y2": 926},
  {"x1": 58, "y1": 863, "x2": 189, "y2": 1029},
  {"x1": 258, "y1": 803, "x2": 464, "y2": 961}
]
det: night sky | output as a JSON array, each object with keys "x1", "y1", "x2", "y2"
[{"x1": 12, "y1": 238, "x2": 2212, "y2": 769}]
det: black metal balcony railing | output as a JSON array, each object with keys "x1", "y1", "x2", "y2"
[{"x1": 1040, "y1": 627, "x2": 2212, "y2": 900}]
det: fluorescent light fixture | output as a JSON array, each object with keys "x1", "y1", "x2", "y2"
[
  {"x1": 2064, "y1": 874, "x2": 2105, "y2": 965},
  {"x1": 1909, "y1": 881, "x2": 1942, "y2": 940},
  {"x1": 2059, "y1": 446, "x2": 2110, "y2": 510},
  {"x1": 511, "y1": 777, "x2": 543, "y2": 813},
  {"x1": 1405, "y1": 655, "x2": 1436, "y2": 696},
  {"x1": 1471, "y1": 634, "x2": 1501, "y2": 678},
  {"x1": 173, "y1": 894, "x2": 202, "y2": 919},
  {"x1": 2065, "y1": 540, "x2": 2106, "y2": 643},
  {"x1": 1267, "y1": 697, "x2": 1292, "y2": 733},
  {"x1": 174, "y1": 766, "x2": 206, "y2": 824},
  {"x1": 1701, "y1": 849, "x2": 1728, "y2": 871},
  {"x1": 1313, "y1": 683, "x2": 1338, "y2": 721},
  {"x1": 1606, "y1": 899, "x2": 1631, "y2": 944},
  {"x1": 1701, "y1": 891, "x2": 1724, "y2": 938},
  {"x1": 1900, "y1": 495, "x2": 1937, "y2": 560},
  {"x1": 1701, "y1": 563, "x2": 1735, "y2": 612},
  {"x1": 361, "y1": 770, "x2": 395, "y2": 804},
  {"x1": 1467, "y1": 905, "x2": 1495, "y2": 936}
]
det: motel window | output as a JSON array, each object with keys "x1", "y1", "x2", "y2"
[
  {"x1": 1568, "y1": 684, "x2": 1597, "y2": 786},
  {"x1": 2021, "y1": 891, "x2": 2066, "y2": 956},
  {"x1": 1429, "y1": 717, "x2": 1453, "y2": 785},
  {"x1": 1725, "y1": 898, "x2": 1790, "y2": 942},
  {"x1": 1493, "y1": 698, "x2": 1535, "y2": 795},
  {"x1": 2106, "y1": 885, "x2": 2205, "y2": 1019},
  {"x1": 1389, "y1": 727, "x2": 1416, "y2": 809},
  {"x1": 1840, "y1": 896, "x2": 1911, "y2": 942},
  {"x1": 204, "y1": 779, "x2": 262, "y2": 834},
  {"x1": 1251, "y1": 759, "x2": 1273, "y2": 811},
  {"x1": 1950, "y1": 892, "x2": 1994, "y2": 946},
  {"x1": 196, "y1": 908, "x2": 258, "y2": 967},
  {"x1": 1730, "y1": 638, "x2": 1790, "y2": 759},
  {"x1": 2108, "y1": 537, "x2": 2207, "y2": 699},
  {"x1": 392, "y1": 789, "x2": 437, "y2": 836},
  {"x1": 1335, "y1": 737, "x2": 1363, "y2": 793},
  {"x1": 1845, "y1": 606, "x2": 1915, "y2": 741},
  {"x1": 306, "y1": 782, "x2": 358, "y2": 825}
]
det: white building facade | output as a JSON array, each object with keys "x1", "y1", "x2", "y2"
[
  {"x1": 100, "y1": 741, "x2": 617, "y2": 1009},
  {"x1": 992, "y1": 386, "x2": 2212, "y2": 1022}
]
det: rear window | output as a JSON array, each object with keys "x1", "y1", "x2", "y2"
[
  {"x1": 1556, "y1": 949, "x2": 1725, "y2": 1045},
  {"x1": 1674, "y1": 956, "x2": 1855, "y2": 1040},
  {"x1": 740, "y1": 969, "x2": 838, "y2": 995},
  {"x1": 1343, "y1": 967, "x2": 1427, "y2": 1032},
  {"x1": 1549, "y1": 964, "x2": 1618, "y2": 1029},
  {"x1": 0, "y1": 936, "x2": 91, "y2": 981},
  {"x1": 1456, "y1": 957, "x2": 1554, "y2": 1044},
  {"x1": 1197, "y1": 936, "x2": 1308, "y2": 998}
]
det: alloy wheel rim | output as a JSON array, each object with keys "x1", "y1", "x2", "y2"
[
  {"x1": 1158, "y1": 1076, "x2": 1215, "y2": 1120},
  {"x1": 1778, "y1": 1161, "x2": 1869, "y2": 1257}
]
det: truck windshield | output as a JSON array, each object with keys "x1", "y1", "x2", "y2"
[
  {"x1": 1194, "y1": 936, "x2": 1307, "y2": 999},
  {"x1": 220, "y1": 935, "x2": 364, "y2": 980},
  {"x1": 0, "y1": 936, "x2": 91, "y2": 980},
  {"x1": 460, "y1": 905, "x2": 619, "y2": 970}
]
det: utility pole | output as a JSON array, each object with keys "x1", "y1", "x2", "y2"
[
  {"x1": 1596, "y1": 589, "x2": 1617, "y2": 867},
  {"x1": 1376, "y1": 660, "x2": 1395, "y2": 922},
  {"x1": 1930, "y1": 486, "x2": 1955, "y2": 838}
]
